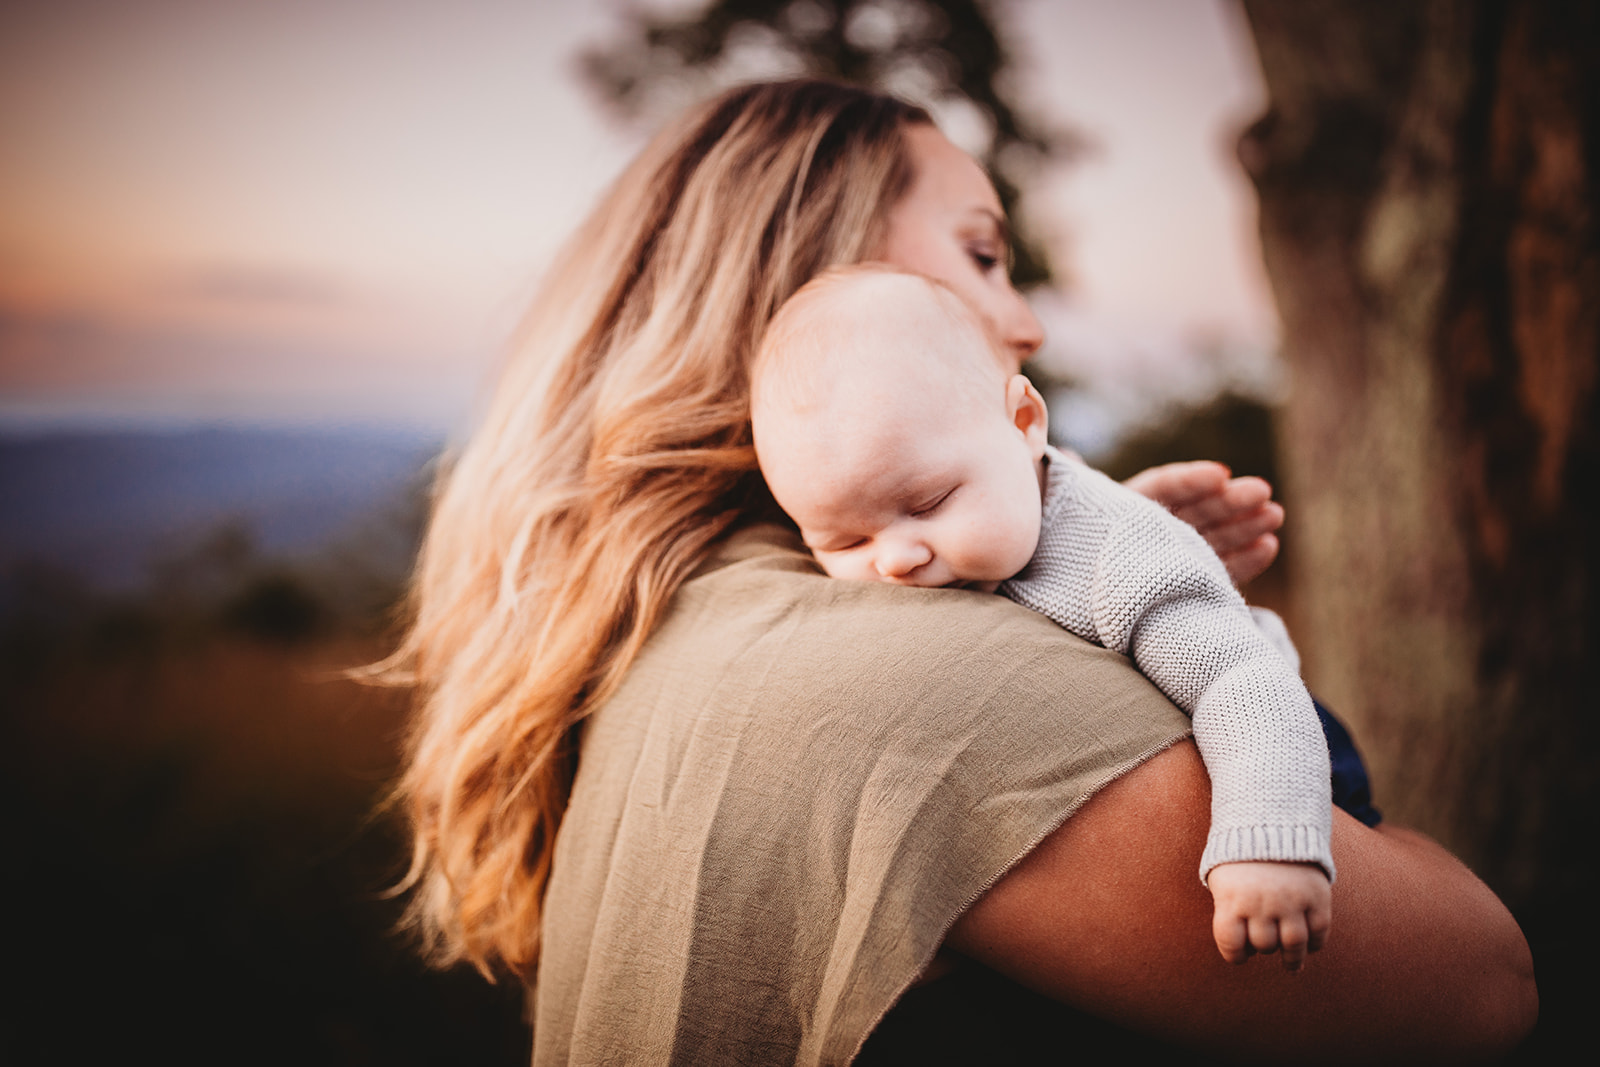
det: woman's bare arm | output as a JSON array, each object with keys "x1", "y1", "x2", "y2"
[{"x1": 945, "y1": 742, "x2": 1537, "y2": 1062}]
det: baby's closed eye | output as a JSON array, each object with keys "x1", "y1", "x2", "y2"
[
  {"x1": 809, "y1": 535, "x2": 867, "y2": 556},
  {"x1": 911, "y1": 487, "x2": 956, "y2": 517}
]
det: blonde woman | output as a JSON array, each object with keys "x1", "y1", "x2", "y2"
[{"x1": 389, "y1": 81, "x2": 1534, "y2": 1064}]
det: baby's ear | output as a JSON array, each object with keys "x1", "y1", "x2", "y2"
[{"x1": 1006, "y1": 375, "x2": 1049, "y2": 460}]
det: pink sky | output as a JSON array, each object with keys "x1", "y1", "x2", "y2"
[{"x1": 0, "y1": 0, "x2": 1277, "y2": 435}]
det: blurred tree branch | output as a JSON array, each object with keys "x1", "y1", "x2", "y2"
[{"x1": 580, "y1": 0, "x2": 1083, "y2": 288}]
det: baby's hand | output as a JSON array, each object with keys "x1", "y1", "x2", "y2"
[{"x1": 1206, "y1": 861, "x2": 1331, "y2": 972}]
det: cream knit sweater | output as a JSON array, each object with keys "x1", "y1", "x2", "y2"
[{"x1": 1001, "y1": 449, "x2": 1335, "y2": 883}]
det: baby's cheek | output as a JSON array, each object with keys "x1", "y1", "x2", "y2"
[
  {"x1": 1022, "y1": 516, "x2": 1044, "y2": 562},
  {"x1": 815, "y1": 555, "x2": 851, "y2": 580},
  {"x1": 998, "y1": 514, "x2": 1042, "y2": 578},
  {"x1": 817, "y1": 553, "x2": 877, "y2": 584},
  {"x1": 960, "y1": 517, "x2": 1023, "y2": 579}
]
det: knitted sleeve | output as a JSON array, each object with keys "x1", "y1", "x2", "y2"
[{"x1": 1000, "y1": 452, "x2": 1334, "y2": 884}]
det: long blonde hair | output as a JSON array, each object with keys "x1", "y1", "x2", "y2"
[{"x1": 389, "y1": 81, "x2": 930, "y2": 980}]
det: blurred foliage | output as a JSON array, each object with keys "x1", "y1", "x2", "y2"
[
  {"x1": 221, "y1": 571, "x2": 327, "y2": 643},
  {"x1": 582, "y1": 0, "x2": 1083, "y2": 289},
  {"x1": 1096, "y1": 391, "x2": 1280, "y2": 487},
  {"x1": 1097, "y1": 391, "x2": 1288, "y2": 608},
  {"x1": 1, "y1": 466, "x2": 431, "y2": 654}
]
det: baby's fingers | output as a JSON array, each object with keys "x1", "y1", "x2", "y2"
[
  {"x1": 1212, "y1": 909, "x2": 1252, "y2": 965},
  {"x1": 1247, "y1": 915, "x2": 1282, "y2": 960},
  {"x1": 1279, "y1": 914, "x2": 1310, "y2": 972},
  {"x1": 1307, "y1": 896, "x2": 1333, "y2": 955}
]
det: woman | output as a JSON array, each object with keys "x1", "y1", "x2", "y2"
[{"x1": 391, "y1": 81, "x2": 1534, "y2": 1063}]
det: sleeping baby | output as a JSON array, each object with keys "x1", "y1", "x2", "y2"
[{"x1": 750, "y1": 264, "x2": 1335, "y2": 970}]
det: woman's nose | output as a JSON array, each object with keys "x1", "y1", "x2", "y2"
[
  {"x1": 1001, "y1": 294, "x2": 1045, "y2": 365},
  {"x1": 875, "y1": 539, "x2": 933, "y2": 579}
]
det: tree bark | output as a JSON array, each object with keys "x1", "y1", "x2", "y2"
[{"x1": 1238, "y1": 0, "x2": 1597, "y2": 992}]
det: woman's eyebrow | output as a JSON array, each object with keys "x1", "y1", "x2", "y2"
[
  {"x1": 965, "y1": 207, "x2": 1011, "y2": 245},
  {"x1": 988, "y1": 209, "x2": 1013, "y2": 247}
]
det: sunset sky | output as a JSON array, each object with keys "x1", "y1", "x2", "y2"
[{"x1": 0, "y1": 0, "x2": 1276, "y2": 439}]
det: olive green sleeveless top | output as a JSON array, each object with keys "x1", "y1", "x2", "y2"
[{"x1": 532, "y1": 524, "x2": 1190, "y2": 1066}]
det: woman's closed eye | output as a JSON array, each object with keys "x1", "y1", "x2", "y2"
[{"x1": 966, "y1": 244, "x2": 1001, "y2": 272}]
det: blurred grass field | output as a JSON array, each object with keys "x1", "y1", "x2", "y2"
[{"x1": 1, "y1": 611, "x2": 528, "y2": 1065}]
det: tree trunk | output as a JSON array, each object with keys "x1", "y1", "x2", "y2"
[{"x1": 1239, "y1": 0, "x2": 1597, "y2": 1033}]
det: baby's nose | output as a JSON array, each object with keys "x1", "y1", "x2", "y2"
[{"x1": 875, "y1": 540, "x2": 933, "y2": 579}]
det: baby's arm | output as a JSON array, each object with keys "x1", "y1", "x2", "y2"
[
  {"x1": 1123, "y1": 460, "x2": 1284, "y2": 585},
  {"x1": 1002, "y1": 455, "x2": 1333, "y2": 968}
]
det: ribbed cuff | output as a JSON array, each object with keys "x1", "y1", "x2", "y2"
[{"x1": 1199, "y1": 823, "x2": 1335, "y2": 885}]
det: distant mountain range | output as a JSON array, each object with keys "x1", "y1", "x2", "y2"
[{"x1": 0, "y1": 426, "x2": 443, "y2": 593}]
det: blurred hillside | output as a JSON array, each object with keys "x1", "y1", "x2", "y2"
[{"x1": 0, "y1": 427, "x2": 439, "y2": 593}]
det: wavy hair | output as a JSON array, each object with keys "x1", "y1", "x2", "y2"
[{"x1": 385, "y1": 80, "x2": 930, "y2": 979}]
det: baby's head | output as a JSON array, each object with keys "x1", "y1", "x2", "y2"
[{"x1": 752, "y1": 265, "x2": 1049, "y2": 589}]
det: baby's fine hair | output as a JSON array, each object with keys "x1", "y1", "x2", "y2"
[{"x1": 751, "y1": 264, "x2": 1011, "y2": 421}]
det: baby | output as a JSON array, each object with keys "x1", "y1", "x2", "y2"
[{"x1": 751, "y1": 265, "x2": 1335, "y2": 970}]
